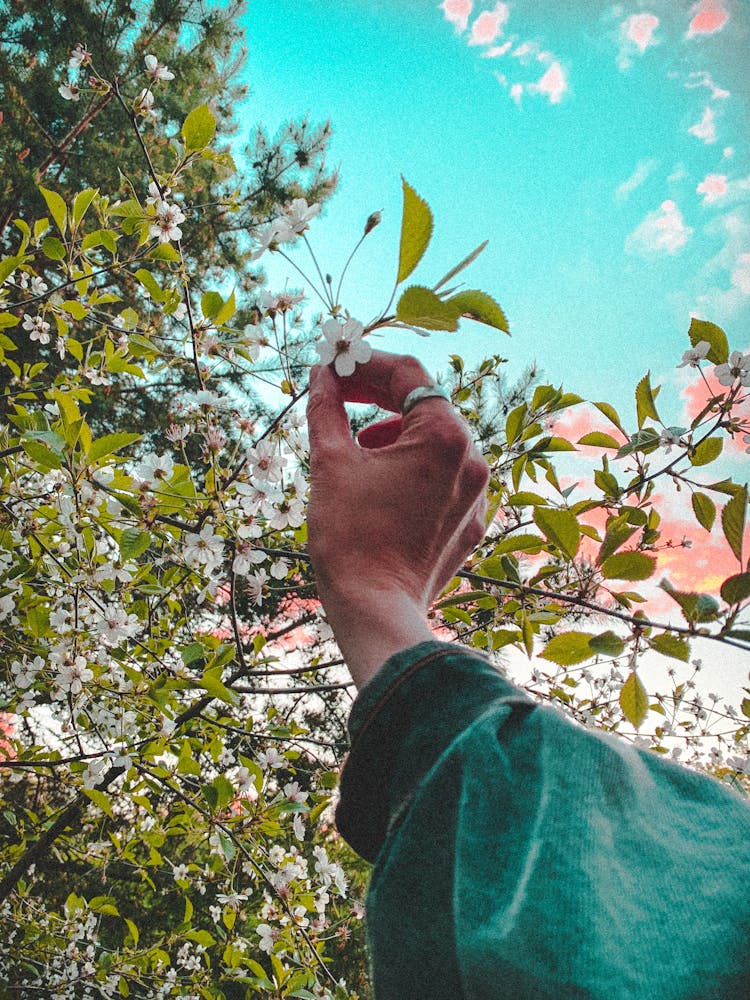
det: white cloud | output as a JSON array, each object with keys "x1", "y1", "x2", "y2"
[
  {"x1": 731, "y1": 254, "x2": 750, "y2": 294},
  {"x1": 688, "y1": 105, "x2": 717, "y2": 144},
  {"x1": 696, "y1": 173, "x2": 728, "y2": 204},
  {"x1": 617, "y1": 12, "x2": 660, "y2": 69},
  {"x1": 684, "y1": 70, "x2": 730, "y2": 101},
  {"x1": 529, "y1": 62, "x2": 567, "y2": 104},
  {"x1": 625, "y1": 200, "x2": 693, "y2": 256},
  {"x1": 616, "y1": 158, "x2": 658, "y2": 200}
]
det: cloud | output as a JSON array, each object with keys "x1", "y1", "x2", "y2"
[
  {"x1": 481, "y1": 40, "x2": 512, "y2": 58},
  {"x1": 731, "y1": 254, "x2": 750, "y2": 294},
  {"x1": 686, "y1": 0, "x2": 730, "y2": 38},
  {"x1": 684, "y1": 70, "x2": 730, "y2": 100},
  {"x1": 529, "y1": 61, "x2": 567, "y2": 104},
  {"x1": 616, "y1": 158, "x2": 658, "y2": 200},
  {"x1": 625, "y1": 200, "x2": 693, "y2": 256},
  {"x1": 440, "y1": 0, "x2": 474, "y2": 33},
  {"x1": 617, "y1": 12, "x2": 660, "y2": 68},
  {"x1": 696, "y1": 173, "x2": 728, "y2": 203},
  {"x1": 469, "y1": 2, "x2": 510, "y2": 45},
  {"x1": 688, "y1": 105, "x2": 717, "y2": 143}
]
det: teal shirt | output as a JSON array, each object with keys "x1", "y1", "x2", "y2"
[{"x1": 335, "y1": 641, "x2": 750, "y2": 999}]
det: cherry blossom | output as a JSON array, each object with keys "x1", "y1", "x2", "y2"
[
  {"x1": 148, "y1": 200, "x2": 186, "y2": 243},
  {"x1": 315, "y1": 317, "x2": 372, "y2": 377},
  {"x1": 22, "y1": 313, "x2": 51, "y2": 344},
  {"x1": 144, "y1": 53, "x2": 175, "y2": 82},
  {"x1": 58, "y1": 82, "x2": 81, "y2": 101},
  {"x1": 715, "y1": 350, "x2": 750, "y2": 387},
  {"x1": 677, "y1": 340, "x2": 710, "y2": 367},
  {"x1": 183, "y1": 523, "x2": 224, "y2": 569}
]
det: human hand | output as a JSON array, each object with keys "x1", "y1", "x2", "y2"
[{"x1": 306, "y1": 350, "x2": 490, "y2": 615}]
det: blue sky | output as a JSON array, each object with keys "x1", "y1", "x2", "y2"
[{"x1": 241, "y1": 0, "x2": 749, "y2": 410}]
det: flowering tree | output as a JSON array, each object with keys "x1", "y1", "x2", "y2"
[{"x1": 1, "y1": 13, "x2": 750, "y2": 1000}]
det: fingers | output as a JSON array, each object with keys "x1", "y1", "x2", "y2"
[
  {"x1": 306, "y1": 364, "x2": 355, "y2": 460},
  {"x1": 357, "y1": 415, "x2": 403, "y2": 449},
  {"x1": 330, "y1": 350, "x2": 433, "y2": 412}
]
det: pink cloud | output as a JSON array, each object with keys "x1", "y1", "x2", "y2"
[
  {"x1": 469, "y1": 2, "x2": 510, "y2": 45},
  {"x1": 625, "y1": 200, "x2": 693, "y2": 256},
  {"x1": 688, "y1": 105, "x2": 717, "y2": 143},
  {"x1": 679, "y1": 366, "x2": 749, "y2": 455},
  {"x1": 440, "y1": 0, "x2": 474, "y2": 33},
  {"x1": 687, "y1": 0, "x2": 730, "y2": 38},
  {"x1": 530, "y1": 61, "x2": 567, "y2": 104},
  {"x1": 625, "y1": 12, "x2": 659, "y2": 52},
  {"x1": 696, "y1": 173, "x2": 728, "y2": 203}
]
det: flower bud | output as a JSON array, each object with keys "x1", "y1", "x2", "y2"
[{"x1": 364, "y1": 210, "x2": 382, "y2": 235}]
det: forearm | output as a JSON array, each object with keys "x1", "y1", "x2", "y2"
[{"x1": 319, "y1": 587, "x2": 434, "y2": 690}]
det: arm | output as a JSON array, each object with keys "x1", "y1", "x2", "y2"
[{"x1": 305, "y1": 350, "x2": 490, "y2": 690}]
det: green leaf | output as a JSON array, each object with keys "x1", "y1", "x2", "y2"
[
  {"x1": 533, "y1": 506, "x2": 580, "y2": 560},
  {"x1": 589, "y1": 630, "x2": 626, "y2": 656},
  {"x1": 445, "y1": 290, "x2": 509, "y2": 333},
  {"x1": 597, "y1": 517, "x2": 637, "y2": 564},
  {"x1": 540, "y1": 631, "x2": 595, "y2": 666},
  {"x1": 41, "y1": 236, "x2": 66, "y2": 260},
  {"x1": 22, "y1": 439, "x2": 62, "y2": 470},
  {"x1": 690, "y1": 436, "x2": 723, "y2": 467},
  {"x1": 200, "y1": 290, "x2": 225, "y2": 321},
  {"x1": 491, "y1": 533, "x2": 545, "y2": 556},
  {"x1": 213, "y1": 289, "x2": 236, "y2": 326},
  {"x1": 181, "y1": 104, "x2": 216, "y2": 152},
  {"x1": 120, "y1": 528, "x2": 150, "y2": 560},
  {"x1": 601, "y1": 551, "x2": 656, "y2": 581},
  {"x1": 433, "y1": 240, "x2": 487, "y2": 292},
  {"x1": 620, "y1": 671, "x2": 648, "y2": 728},
  {"x1": 124, "y1": 918, "x2": 139, "y2": 947},
  {"x1": 72, "y1": 188, "x2": 98, "y2": 227},
  {"x1": 721, "y1": 486, "x2": 747, "y2": 562},
  {"x1": 88, "y1": 432, "x2": 141, "y2": 464},
  {"x1": 395, "y1": 285, "x2": 460, "y2": 330},
  {"x1": 691, "y1": 491, "x2": 716, "y2": 531},
  {"x1": 688, "y1": 317, "x2": 729, "y2": 365},
  {"x1": 593, "y1": 401, "x2": 624, "y2": 432},
  {"x1": 720, "y1": 572, "x2": 750, "y2": 605},
  {"x1": 135, "y1": 268, "x2": 166, "y2": 302},
  {"x1": 578, "y1": 431, "x2": 621, "y2": 449},
  {"x1": 0, "y1": 313, "x2": 19, "y2": 329},
  {"x1": 177, "y1": 740, "x2": 200, "y2": 776},
  {"x1": 81, "y1": 229, "x2": 118, "y2": 254},
  {"x1": 0, "y1": 255, "x2": 22, "y2": 286},
  {"x1": 199, "y1": 668, "x2": 238, "y2": 705},
  {"x1": 180, "y1": 642, "x2": 206, "y2": 666},
  {"x1": 660, "y1": 580, "x2": 721, "y2": 623},
  {"x1": 39, "y1": 186, "x2": 67, "y2": 235},
  {"x1": 648, "y1": 633, "x2": 690, "y2": 661},
  {"x1": 83, "y1": 788, "x2": 114, "y2": 818},
  {"x1": 397, "y1": 178, "x2": 433, "y2": 283},
  {"x1": 505, "y1": 403, "x2": 527, "y2": 445},
  {"x1": 635, "y1": 372, "x2": 659, "y2": 428}
]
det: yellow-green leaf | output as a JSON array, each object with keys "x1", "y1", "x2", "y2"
[
  {"x1": 433, "y1": 240, "x2": 488, "y2": 292},
  {"x1": 721, "y1": 486, "x2": 747, "y2": 562},
  {"x1": 397, "y1": 178, "x2": 433, "y2": 283},
  {"x1": 648, "y1": 633, "x2": 690, "y2": 661},
  {"x1": 601, "y1": 551, "x2": 656, "y2": 581},
  {"x1": 534, "y1": 506, "x2": 580, "y2": 560},
  {"x1": 83, "y1": 788, "x2": 114, "y2": 818},
  {"x1": 182, "y1": 104, "x2": 216, "y2": 153},
  {"x1": 41, "y1": 236, "x2": 65, "y2": 260},
  {"x1": 691, "y1": 491, "x2": 716, "y2": 531},
  {"x1": 635, "y1": 372, "x2": 659, "y2": 428},
  {"x1": 540, "y1": 631, "x2": 595, "y2": 666},
  {"x1": 688, "y1": 317, "x2": 729, "y2": 365},
  {"x1": 445, "y1": 289, "x2": 509, "y2": 333},
  {"x1": 396, "y1": 285, "x2": 460, "y2": 330},
  {"x1": 620, "y1": 671, "x2": 648, "y2": 728},
  {"x1": 39, "y1": 186, "x2": 67, "y2": 235},
  {"x1": 720, "y1": 572, "x2": 750, "y2": 605},
  {"x1": 578, "y1": 431, "x2": 621, "y2": 449},
  {"x1": 690, "y1": 436, "x2": 723, "y2": 467},
  {"x1": 73, "y1": 188, "x2": 98, "y2": 227}
]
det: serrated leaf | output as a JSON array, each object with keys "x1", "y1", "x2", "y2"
[
  {"x1": 635, "y1": 372, "x2": 659, "y2": 428},
  {"x1": 199, "y1": 668, "x2": 238, "y2": 705},
  {"x1": 534, "y1": 506, "x2": 580, "y2": 559},
  {"x1": 660, "y1": 580, "x2": 720, "y2": 623},
  {"x1": 201, "y1": 290, "x2": 223, "y2": 320},
  {"x1": 180, "y1": 642, "x2": 206, "y2": 666},
  {"x1": 720, "y1": 572, "x2": 750, "y2": 605},
  {"x1": 648, "y1": 633, "x2": 690, "y2": 661},
  {"x1": 395, "y1": 285, "x2": 459, "y2": 330},
  {"x1": 445, "y1": 289, "x2": 509, "y2": 333},
  {"x1": 620, "y1": 671, "x2": 648, "y2": 728},
  {"x1": 81, "y1": 229, "x2": 118, "y2": 254},
  {"x1": 22, "y1": 439, "x2": 62, "y2": 470},
  {"x1": 721, "y1": 486, "x2": 747, "y2": 562},
  {"x1": 213, "y1": 289, "x2": 236, "y2": 326},
  {"x1": 491, "y1": 533, "x2": 545, "y2": 556},
  {"x1": 433, "y1": 240, "x2": 488, "y2": 292},
  {"x1": 181, "y1": 104, "x2": 216, "y2": 152},
  {"x1": 688, "y1": 317, "x2": 729, "y2": 365},
  {"x1": 601, "y1": 551, "x2": 656, "y2": 581},
  {"x1": 83, "y1": 788, "x2": 114, "y2": 818},
  {"x1": 589, "y1": 630, "x2": 626, "y2": 656},
  {"x1": 72, "y1": 188, "x2": 98, "y2": 227},
  {"x1": 397, "y1": 178, "x2": 433, "y2": 283},
  {"x1": 42, "y1": 236, "x2": 66, "y2": 260},
  {"x1": 578, "y1": 431, "x2": 622, "y2": 449},
  {"x1": 690, "y1": 436, "x2": 723, "y2": 467},
  {"x1": 120, "y1": 528, "x2": 150, "y2": 560},
  {"x1": 691, "y1": 491, "x2": 716, "y2": 531},
  {"x1": 0, "y1": 255, "x2": 22, "y2": 286},
  {"x1": 39, "y1": 186, "x2": 67, "y2": 235},
  {"x1": 540, "y1": 631, "x2": 595, "y2": 666},
  {"x1": 597, "y1": 517, "x2": 637, "y2": 564},
  {"x1": 88, "y1": 432, "x2": 141, "y2": 464}
]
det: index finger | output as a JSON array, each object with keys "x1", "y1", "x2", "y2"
[{"x1": 329, "y1": 349, "x2": 434, "y2": 412}]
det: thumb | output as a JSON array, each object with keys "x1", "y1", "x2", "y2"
[{"x1": 307, "y1": 364, "x2": 355, "y2": 458}]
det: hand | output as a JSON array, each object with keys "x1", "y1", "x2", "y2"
[{"x1": 306, "y1": 350, "x2": 490, "y2": 684}]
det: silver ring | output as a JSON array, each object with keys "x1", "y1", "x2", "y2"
[{"x1": 401, "y1": 384, "x2": 451, "y2": 417}]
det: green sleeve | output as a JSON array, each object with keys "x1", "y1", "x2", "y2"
[{"x1": 336, "y1": 640, "x2": 750, "y2": 1000}]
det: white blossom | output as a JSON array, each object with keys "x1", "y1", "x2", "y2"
[
  {"x1": 316, "y1": 317, "x2": 372, "y2": 377},
  {"x1": 144, "y1": 53, "x2": 175, "y2": 82}
]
